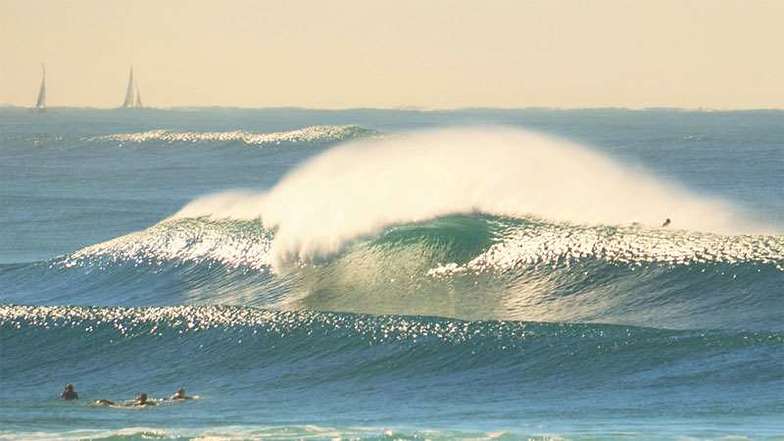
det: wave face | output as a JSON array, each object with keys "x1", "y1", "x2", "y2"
[
  {"x1": 91, "y1": 125, "x2": 376, "y2": 146},
  {"x1": 2, "y1": 109, "x2": 784, "y2": 440}
]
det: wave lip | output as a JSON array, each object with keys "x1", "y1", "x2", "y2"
[{"x1": 90, "y1": 125, "x2": 376, "y2": 146}]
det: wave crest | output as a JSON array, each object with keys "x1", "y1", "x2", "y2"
[
  {"x1": 91, "y1": 125, "x2": 376, "y2": 146},
  {"x1": 63, "y1": 218, "x2": 274, "y2": 271},
  {"x1": 429, "y1": 219, "x2": 784, "y2": 277}
]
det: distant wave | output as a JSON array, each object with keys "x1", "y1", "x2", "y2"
[{"x1": 91, "y1": 125, "x2": 377, "y2": 146}]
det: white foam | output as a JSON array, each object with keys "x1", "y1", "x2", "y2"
[
  {"x1": 64, "y1": 218, "x2": 273, "y2": 271},
  {"x1": 428, "y1": 222, "x2": 784, "y2": 277},
  {"x1": 92, "y1": 125, "x2": 374, "y2": 146}
]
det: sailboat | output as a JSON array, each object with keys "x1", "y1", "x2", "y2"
[
  {"x1": 34, "y1": 64, "x2": 46, "y2": 111},
  {"x1": 121, "y1": 66, "x2": 144, "y2": 108}
]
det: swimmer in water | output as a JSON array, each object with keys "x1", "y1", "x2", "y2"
[
  {"x1": 60, "y1": 384, "x2": 78, "y2": 400},
  {"x1": 662, "y1": 218, "x2": 671, "y2": 227},
  {"x1": 132, "y1": 393, "x2": 156, "y2": 406},
  {"x1": 169, "y1": 387, "x2": 193, "y2": 400},
  {"x1": 95, "y1": 393, "x2": 156, "y2": 407}
]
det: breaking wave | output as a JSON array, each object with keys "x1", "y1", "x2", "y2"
[
  {"x1": 0, "y1": 214, "x2": 766, "y2": 330},
  {"x1": 172, "y1": 127, "x2": 773, "y2": 268},
  {"x1": 90, "y1": 125, "x2": 376, "y2": 146}
]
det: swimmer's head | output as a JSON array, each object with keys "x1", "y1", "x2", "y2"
[
  {"x1": 137, "y1": 393, "x2": 148, "y2": 402},
  {"x1": 65, "y1": 384, "x2": 74, "y2": 391}
]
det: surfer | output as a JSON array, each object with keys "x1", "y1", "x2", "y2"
[
  {"x1": 169, "y1": 387, "x2": 193, "y2": 400},
  {"x1": 95, "y1": 393, "x2": 156, "y2": 407},
  {"x1": 132, "y1": 393, "x2": 156, "y2": 406},
  {"x1": 60, "y1": 384, "x2": 78, "y2": 400},
  {"x1": 662, "y1": 218, "x2": 671, "y2": 227}
]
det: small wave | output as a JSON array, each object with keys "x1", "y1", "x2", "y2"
[
  {"x1": 91, "y1": 125, "x2": 376, "y2": 146},
  {"x1": 0, "y1": 304, "x2": 619, "y2": 348},
  {"x1": 0, "y1": 425, "x2": 516, "y2": 441},
  {"x1": 0, "y1": 425, "x2": 519, "y2": 441},
  {"x1": 4, "y1": 304, "x2": 780, "y2": 346}
]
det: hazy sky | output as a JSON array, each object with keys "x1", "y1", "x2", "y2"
[{"x1": 1, "y1": 0, "x2": 783, "y2": 108}]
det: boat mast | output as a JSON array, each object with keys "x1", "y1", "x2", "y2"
[
  {"x1": 122, "y1": 67, "x2": 135, "y2": 107},
  {"x1": 35, "y1": 64, "x2": 46, "y2": 110}
]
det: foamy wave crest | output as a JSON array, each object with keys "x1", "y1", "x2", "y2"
[
  {"x1": 173, "y1": 127, "x2": 773, "y2": 269},
  {"x1": 92, "y1": 125, "x2": 376, "y2": 146},
  {"x1": 428, "y1": 221, "x2": 784, "y2": 277},
  {"x1": 62, "y1": 218, "x2": 273, "y2": 271}
]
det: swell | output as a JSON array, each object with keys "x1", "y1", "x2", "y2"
[
  {"x1": 2, "y1": 304, "x2": 782, "y2": 386},
  {"x1": 3, "y1": 215, "x2": 782, "y2": 330},
  {"x1": 3, "y1": 304, "x2": 783, "y2": 438},
  {"x1": 3, "y1": 302, "x2": 784, "y2": 435}
]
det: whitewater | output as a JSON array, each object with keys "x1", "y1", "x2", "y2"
[{"x1": 1, "y1": 107, "x2": 782, "y2": 440}]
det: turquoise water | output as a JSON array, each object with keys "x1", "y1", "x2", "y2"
[{"x1": 1, "y1": 107, "x2": 782, "y2": 440}]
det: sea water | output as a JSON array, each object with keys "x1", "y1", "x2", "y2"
[{"x1": 1, "y1": 107, "x2": 782, "y2": 440}]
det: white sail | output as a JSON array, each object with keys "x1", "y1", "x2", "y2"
[
  {"x1": 135, "y1": 84, "x2": 143, "y2": 108},
  {"x1": 122, "y1": 67, "x2": 135, "y2": 107},
  {"x1": 35, "y1": 64, "x2": 46, "y2": 110}
]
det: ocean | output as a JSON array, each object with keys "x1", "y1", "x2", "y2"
[{"x1": 0, "y1": 107, "x2": 782, "y2": 440}]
